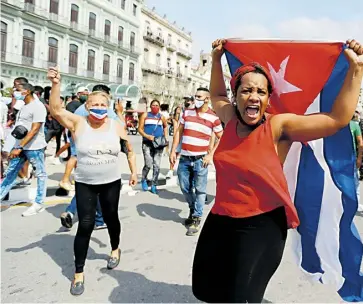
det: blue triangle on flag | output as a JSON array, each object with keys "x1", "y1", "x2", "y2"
[{"x1": 225, "y1": 50, "x2": 243, "y2": 77}]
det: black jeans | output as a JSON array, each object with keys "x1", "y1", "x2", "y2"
[
  {"x1": 45, "y1": 129, "x2": 63, "y2": 154},
  {"x1": 192, "y1": 207, "x2": 287, "y2": 303},
  {"x1": 74, "y1": 179, "x2": 122, "y2": 273}
]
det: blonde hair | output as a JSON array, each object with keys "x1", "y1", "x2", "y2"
[{"x1": 86, "y1": 91, "x2": 110, "y2": 105}]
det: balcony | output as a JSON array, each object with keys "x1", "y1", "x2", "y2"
[
  {"x1": 165, "y1": 68, "x2": 174, "y2": 77},
  {"x1": 176, "y1": 48, "x2": 193, "y2": 60},
  {"x1": 166, "y1": 42, "x2": 176, "y2": 52},
  {"x1": 88, "y1": 29, "x2": 103, "y2": 41},
  {"x1": 48, "y1": 13, "x2": 69, "y2": 28},
  {"x1": 103, "y1": 74, "x2": 110, "y2": 82},
  {"x1": 21, "y1": 2, "x2": 49, "y2": 20},
  {"x1": 86, "y1": 70, "x2": 94, "y2": 78},
  {"x1": 70, "y1": 21, "x2": 88, "y2": 34},
  {"x1": 142, "y1": 62, "x2": 165, "y2": 75},
  {"x1": 23, "y1": 2, "x2": 35, "y2": 13},
  {"x1": 143, "y1": 30, "x2": 165, "y2": 47},
  {"x1": 21, "y1": 56, "x2": 34, "y2": 67},
  {"x1": 68, "y1": 66, "x2": 77, "y2": 74},
  {"x1": 1, "y1": 51, "x2": 5, "y2": 61}
]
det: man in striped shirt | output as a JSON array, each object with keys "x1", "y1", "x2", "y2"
[{"x1": 170, "y1": 87, "x2": 223, "y2": 236}]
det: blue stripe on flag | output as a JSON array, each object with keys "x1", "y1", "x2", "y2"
[
  {"x1": 295, "y1": 144, "x2": 324, "y2": 274},
  {"x1": 320, "y1": 51, "x2": 363, "y2": 301},
  {"x1": 225, "y1": 50, "x2": 243, "y2": 76}
]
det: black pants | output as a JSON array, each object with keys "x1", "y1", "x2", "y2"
[
  {"x1": 192, "y1": 207, "x2": 287, "y2": 303},
  {"x1": 45, "y1": 129, "x2": 63, "y2": 154},
  {"x1": 74, "y1": 179, "x2": 122, "y2": 273}
]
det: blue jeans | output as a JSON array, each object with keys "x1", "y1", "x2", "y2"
[
  {"x1": 177, "y1": 156, "x2": 208, "y2": 218},
  {"x1": 0, "y1": 149, "x2": 47, "y2": 204},
  {"x1": 66, "y1": 195, "x2": 105, "y2": 226}
]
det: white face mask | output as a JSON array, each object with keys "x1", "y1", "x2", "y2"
[{"x1": 194, "y1": 99, "x2": 205, "y2": 109}]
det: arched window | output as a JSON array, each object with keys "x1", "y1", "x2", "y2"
[
  {"x1": 129, "y1": 63, "x2": 135, "y2": 81},
  {"x1": 156, "y1": 53, "x2": 161, "y2": 66},
  {"x1": 70, "y1": 4, "x2": 79, "y2": 23},
  {"x1": 69, "y1": 44, "x2": 78, "y2": 69},
  {"x1": 167, "y1": 57, "x2": 171, "y2": 68},
  {"x1": 48, "y1": 37, "x2": 58, "y2": 64},
  {"x1": 1, "y1": 22, "x2": 7, "y2": 59},
  {"x1": 22, "y1": 29, "x2": 35, "y2": 61},
  {"x1": 144, "y1": 48, "x2": 149, "y2": 62},
  {"x1": 130, "y1": 32, "x2": 135, "y2": 51},
  {"x1": 49, "y1": 0, "x2": 59, "y2": 14},
  {"x1": 103, "y1": 54, "x2": 110, "y2": 75},
  {"x1": 89, "y1": 13, "x2": 96, "y2": 31},
  {"x1": 104, "y1": 19, "x2": 111, "y2": 37},
  {"x1": 87, "y1": 49, "x2": 95, "y2": 71},
  {"x1": 117, "y1": 59, "x2": 123, "y2": 79}
]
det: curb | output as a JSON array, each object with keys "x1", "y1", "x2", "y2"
[{"x1": 2, "y1": 172, "x2": 216, "y2": 207}]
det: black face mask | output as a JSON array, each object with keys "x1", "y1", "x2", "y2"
[
  {"x1": 235, "y1": 106, "x2": 266, "y2": 130},
  {"x1": 184, "y1": 102, "x2": 191, "y2": 108}
]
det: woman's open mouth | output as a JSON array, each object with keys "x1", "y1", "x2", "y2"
[{"x1": 245, "y1": 105, "x2": 260, "y2": 119}]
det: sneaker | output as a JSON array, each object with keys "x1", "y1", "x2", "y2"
[
  {"x1": 150, "y1": 185, "x2": 158, "y2": 194},
  {"x1": 186, "y1": 217, "x2": 201, "y2": 236},
  {"x1": 60, "y1": 212, "x2": 73, "y2": 228},
  {"x1": 52, "y1": 156, "x2": 62, "y2": 165},
  {"x1": 94, "y1": 223, "x2": 107, "y2": 230},
  {"x1": 59, "y1": 181, "x2": 73, "y2": 191},
  {"x1": 184, "y1": 210, "x2": 194, "y2": 226},
  {"x1": 22, "y1": 203, "x2": 45, "y2": 217},
  {"x1": 166, "y1": 170, "x2": 173, "y2": 179},
  {"x1": 141, "y1": 180, "x2": 148, "y2": 191}
]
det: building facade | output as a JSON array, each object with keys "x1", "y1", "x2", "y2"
[
  {"x1": 140, "y1": 5, "x2": 193, "y2": 110},
  {"x1": 1, "y1": 0, "x2": 143, "y2": 104}
]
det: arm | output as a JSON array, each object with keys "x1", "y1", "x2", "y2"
[
  {"x1": 169, "y1": 123, "x2": 184, "y2": 166},
  {"x1": 137, "y1": 112, "x2": 153, "y2": 141},
  {"x1": 356, "y1": 134, "x2": 363, "y2": 168},
  {"x1": 18, "y1": 122, "x2": 42, "y2": 148},
  {"x1": 203, "y1": 130, "x2": 223, "y2": 167},
  {"x1": 278, "y1": 41, "x2": 363, "y2": 143},
  {"x1": 210, "y1": 39, "x2": 235, "y2": 124},
  {"x1": 115, "y1": 122, "x2": 137, "y2": 186},
  {"x1": 47, "y1": 67, "x2": 80, "y2": 132}
]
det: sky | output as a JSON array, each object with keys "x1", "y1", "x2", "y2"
[{"x1": 145, "y1": 0, "x2": 363, "y2": 78}]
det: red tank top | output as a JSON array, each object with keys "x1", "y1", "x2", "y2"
[{"x1": 212, "y1": 116, "x2": 300, "y2": 229}]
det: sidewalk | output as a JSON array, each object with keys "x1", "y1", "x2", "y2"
[{"x1": 3, "y1": 143, "x2": 216, "y2": 205}]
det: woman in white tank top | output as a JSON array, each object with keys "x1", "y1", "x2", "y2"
[{"x1": 47, "y1": 67, "x2": 137, "y2": 296}]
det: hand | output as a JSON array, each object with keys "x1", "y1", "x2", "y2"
[
  {"x1": 202, "y1": 154, "x2": 213, "y2": 168},
  {"x1": 212, "y1": 39, "x2": 226, "y2": 59},
  {"x1": 129, "y1": 173, "x2": 137, "y2": 187},
  {"x1": 9, "y1": 148, "x2": 22, "y2": 159},
  {"x1": 169, "y1": 151, "x2": 177, "y2": 166},
  {"x1": 115, "y1": 99, "x2": 124, "y2": 114},
  {"x1": 344, "y1": 40, "x2": 363, "y2": 68},
  {"x1": 148, "y1": 135, "x2": 155, "y2": 141},
  {"x1": 357, "y1": 159, "x2": 362, "y2": 170},
  {"x1": 47, "y1": 66, "x2": 61, "y2": 84}
]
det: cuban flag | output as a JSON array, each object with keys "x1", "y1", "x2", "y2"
[{"x1": 224, "y1": 40, "x2": 363, "y2": 302}]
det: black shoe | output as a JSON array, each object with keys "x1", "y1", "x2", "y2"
[
  {"x1": 60, "y1": 212, "x2": 73, "y2": 229},
  {"x1": 70, "y1": 277, "x2": 85, "y2": 296},
  {"x1": 186, "y1": 217, "x2": 201, "y2": 236},
  {"x1": 107, "y1": 249, "x2": 121, "y2": 269},
  {"x1": 184, "y1": 210, "x2": 194, "y2": 226}
]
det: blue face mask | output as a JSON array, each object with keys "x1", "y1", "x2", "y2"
[
  {"x1": 89, "y1": 108, "x2": 108, "y2": 120},
  {"x1": 13, "y1": 91, "x2": 25, "y2": 101}
]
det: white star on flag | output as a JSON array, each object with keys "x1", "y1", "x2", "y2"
[{"x1": 267, "y1": 56, "x2": 302, "y2": 97}]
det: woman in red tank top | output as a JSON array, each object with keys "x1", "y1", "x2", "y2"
[{"x1": 192, "y1": 39, "x2": 363, "y2": 303}]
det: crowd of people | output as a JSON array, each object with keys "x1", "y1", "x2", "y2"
[{"x1": 0, "y1": 38, "x2": 362, "y2": 301}]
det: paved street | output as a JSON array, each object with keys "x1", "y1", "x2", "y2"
[{"x1": 1, "y1": 179, "x2": 363, "y2": 303}]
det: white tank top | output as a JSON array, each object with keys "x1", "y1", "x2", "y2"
[{"x1": 75, "y1": 119, "x2": 121, "y2": 185}]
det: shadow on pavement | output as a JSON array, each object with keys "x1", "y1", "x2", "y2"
[
  {"x1": 101, "y1": 268, "x2": 200, "y2": 303},
  {"x1": 136, "y1": 203, "x2": 184, "y2": 224},
  {"x1": 158, "y1": 189, "x2": 186, "y2": 203},
  {"x1": 5, "y1": 234, "x2": 108, "y2": 281}
]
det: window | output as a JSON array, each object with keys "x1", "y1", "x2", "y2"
[
  {"x1": 157, "y1": 27, "x2": 162, "y2": 37},
  {"x1": 70, "y1": 4, "x2": 79, "y2": 23},
  {"x1": 129, "y1": 63, "x2": 135, "y2": 81},
  {"x1": 117, "y1": 59, "x2": 123, "y2": 78},
  {"x1": 103, "y1": 54, "x2": 110, "y2": 75},
  {"x1": 104, "y1": 19, "x2": 111, "y2": 36},
  {"x1": 69, "y1": 44, "x2": 78, "y2": 68},
  {"x1": 177, "y1": 39, "x2": 181, "y2": 47},
  {"x1": 130, "y1": 31, "x2": 135, "y2": 49},
  {"x1": 89, "y1": 13, "x2": 96, "y2": 31},
  {"x1": 121, "y1": 0, "x2": 126, "y2": 10},
  {"x1": 49, "y1": 0, "x2": 59, "y2": 14},
  {"x1": 167, "y1": 34, "x2": 172, "y2": 44},
  {"x1": 25, "y1": 0, "x2": 34, "y2": 2},
  {"x1": 156, "y1": 53, "x2": 161, "y2": 66},
  {"x1": 1, "y1": 22, "x2": 7, "y2": 57},
  {"x1": 87, "y1": 49, "x2": 95, "y2": 71},
  {"x1": 48, "y1": 37, "x2": 58, "y2": 64},
  {"x1": 118, "y1": 26, "x2": 123, "y2": 43},
  {"x1": 167, "y1": 57, "x2": 171, "y2": 68},
  {"x1": 22, "y1": 29, "x2": 35, "y2": 59},
  {"x1": 133, "y1": 4, "x2": 137, "y2": 16},
  {"x1": 176, "y1": 62, "x2": 180, "y2": 74}
]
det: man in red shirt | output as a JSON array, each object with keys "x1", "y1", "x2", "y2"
[{"x1": 170, "y1": 88, "x2": 223, "y2": 235}]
